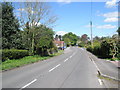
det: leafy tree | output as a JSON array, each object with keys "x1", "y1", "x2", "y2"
[
  {"x1": 117, "y1": 27, "x2": 120, "y2": 36},
  {"x1": 81, "y1": 34, "x2": 89, "y2": 44},
  {"x1": 19, "y1": 2, "x2": 57, "y2": 54},
  {"x1": 100, "y1": 40, "x2": 111, "y2": 58},
  {"x1": 62, "y1": 32, "x2": 78, "y2": 46},
  {"x1": 1, "y1": 2, "x2": 21, "y2": 49},
  {"x1": 23, "y1": 25, "x2": 55, "y2": 56},
  {"x1": 64, "y1": 38, "x2": 70, "y2": 47},
  {"x1": 58, "y1": 35, "x2": 62, "y2": 41}
]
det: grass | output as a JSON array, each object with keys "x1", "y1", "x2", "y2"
[
  {"x1": 105, "y1": 57, "x2": 120, "y2": 61},
  {"x1": 1, "y1": 50, "x2": 63, "y2": 71}
]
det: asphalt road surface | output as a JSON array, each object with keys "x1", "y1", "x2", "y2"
[{"x1": 2, "y1": 47, "x2": 106, "y2": 89}]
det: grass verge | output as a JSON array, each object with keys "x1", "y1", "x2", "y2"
[
  {"x1": 105, "y1": 57, "x2": 119, "y2": 61},
  {"x1": 0, "y1": 50, "x2": 63, "y2": 71}
]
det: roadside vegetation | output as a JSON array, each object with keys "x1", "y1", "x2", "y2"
[
  {"x1": 77, "y1": 30, "x2": 120, "y2": 61},
  {"x1": 1, "y1": 2, "x2": 119, "y2": 71},
  {"x1": 1, "y1": 2, "x2": 59, "y2": 70},
  {"x1": 1, "y1": 50, "x2": 63, "y2": 71}
]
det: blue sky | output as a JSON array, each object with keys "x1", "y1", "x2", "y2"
[
  {"x1": 10, "y1": 0, "x2": 119, "y2": 38},
  {"x1": 49, "y1": 2, "x2": 118, "y2": 37}
]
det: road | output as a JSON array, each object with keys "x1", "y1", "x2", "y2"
[{"x1": 2, "y1": 47, "x2": 106, "y2": 89}]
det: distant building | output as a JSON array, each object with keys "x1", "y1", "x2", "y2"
[{"x1": 53, "y1": 35, "x2": 65, "y2": 50}]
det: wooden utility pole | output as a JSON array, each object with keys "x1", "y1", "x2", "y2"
[
  {"x1": 90, "y1": 0, "x2": 93, "y2": 48},
  {"x1": 90, "y1": 21, "x2": 93, "y2": 48}
]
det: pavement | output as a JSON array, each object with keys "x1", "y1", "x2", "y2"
[
  {"x1": 1, "y1": 47, "x2": 119, "y2": 89},
  {"x1": 87, "y1": 51, "x2": 120, "y2": 88}
]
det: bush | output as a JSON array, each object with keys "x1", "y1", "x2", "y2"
[
  {"x1": 117, "y1": 53, "x2": 120, "y2": 60},
  {"x1": 86, "y1": 45, "x2": 93, "y2": 53},
  {"x1": 2, "y1": 49, "x2": 29, "y2": 62},
  {"x1": 93, "y1": 45, "x2": 101, "y2": 56}
]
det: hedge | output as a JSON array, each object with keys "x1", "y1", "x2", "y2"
[{"x1": 1, "y1": 49, "x2": 29, "y2": 62}]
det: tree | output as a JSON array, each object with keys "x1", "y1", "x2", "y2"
[
  {"x1": 34, "y1": 25, "x2": 55, "y2": 56},
  {"x1": 100, "y1": 40, "x2": 111, "y2": 58},
  {"x1": 1, "y1": 2, "x2": 21, "y2": 49},
  {"x1": 81, "y1": 34, "x2": 89, "y2": 44},
  {"x1": 117, "y1": 27, "x2": 120, "y2": 36},
  {"x1": 64, "y1": 38, "x2": 70, "y2": 47},
  {"x1": 62, "y1": 32, "x2": 78, "y2": 46},
  {"x1": 58, "y1": 35, "x2": 62, "y2": 41},
  {"x1": 19, "y1": 2, "x2": 57, "y2": 54}
]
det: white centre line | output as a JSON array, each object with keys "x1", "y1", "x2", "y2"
[
  {"x1": 69, "y1": 55, "x2": 72, "y2": 58},
  {"x1": 49, "y1": 64, "x2": 61, "y2": 72},
  {"x1": 64, "y1": 58, "x2": 69, "y2": 62},
  {"x1": 98, "y1": 79, "x2": 103, "y2": 85},
  {"x1": 20, "y1": 79, "x2": 37, "y2": 89}
]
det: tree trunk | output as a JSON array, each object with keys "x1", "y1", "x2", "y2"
[{"x1": 31, "y1": 32, "x2": 34, "y2": 55}]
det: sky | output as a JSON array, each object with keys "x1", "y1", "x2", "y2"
[
  {"x1": 49, "y1": 1, "x2": 119, "y2": 38},
  {"x1": 3, "y1": 0, "x2": 119, "y2": 38}
]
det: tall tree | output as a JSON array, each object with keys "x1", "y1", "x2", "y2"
[
  {"x1": 62, "y1": 32, "x2": 78, "y2": 46},
  {"x1": 19, "y1": 2, "x2": 57, "y2": 54},
  {"x1": 117, "y1": 27, "x2": 120, "y2": 36},
  {"x1": 1, "y1": 2, "x2": 21, "y2": 49},
  {"x1": 81, "y1": 34, "x2": 89, "y2": 44}
]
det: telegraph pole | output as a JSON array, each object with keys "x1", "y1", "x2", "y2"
[
  {"x1": 90, "y1": 21, "x2": 93, "y2": 48},
  {"x1": 90, "y1": 0, "x2": 93, "y2": 48}
]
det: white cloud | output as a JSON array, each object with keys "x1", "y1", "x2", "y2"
[
  {"x1": 105, "y1": 0, "x2": 117, "y2": 8},
  {"x1": 96, "y1": 24, "x2": 116, "y2": 29},
  {"x1": 56, "y1": 31, "x2": 68, "y2": 36},
  {"x1": 104, "y1": 17, "x2": 118, "y2": 22},
  {"x1": 85, "y1": 24, "x2": 117, "y2": 29},
  {"x1": 57, "y1": 0, "x2": 72, "y2": 4},
  {"x1": 100, "y1": 11, "x2": 120, "y2": 22},
  {"x1": 102, "y1": 11, "x2": 118, "y2": 18}
]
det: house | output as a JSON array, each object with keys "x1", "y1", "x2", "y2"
[
  {"x1": 53, "y1": 40, "x2": 64, "y2": 50},
  {"x1": 53, "y1": 35, "x2": 65, "y2": 50}
]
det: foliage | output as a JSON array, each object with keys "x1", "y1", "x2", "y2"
[
  {"x1": 62, "y1": 32, "x2": 78, "y2": 46},
  {"x1": 117, "y1": 27, "x2": 120, "y2": 36},
  {"x1": 2, "y1": 49, "x2": 29, "y2": 62},
  {"x1": 1, "y1": 50, "x2": 63, "y2": 71},
  {"x1": 64, "y1": 38, "x2": 71, "y2": 47},
  {"x1": 1, "y1": 2, "x2": 22, "y2": 49},
  {"x1": 117, "y1": 53, "x2": 120, "y2": 60},
  {"x1": 22, "y1": 25, "x2": 55, "y2": 56}
]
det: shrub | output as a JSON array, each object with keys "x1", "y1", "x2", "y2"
[
  {"x1": 86, "y1": 45, "x2": 93, "y2": 53},
  {"x1": 92, "y1": 45, "x2": 101, "y2": 56},
  {"x1": 117, "y1": 53, "x2": 120, "y2": 60},
  {"x1": 2, "y1": 49, "x2": 29, "y2": 62}
]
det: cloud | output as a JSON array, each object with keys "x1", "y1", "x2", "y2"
[
  {"x1": 56, "y1": 31, "x2": 68, "y2": 36},
  {"x1": 85, "y1": 24, "x2": 117, "y2": 29},
  {"x1": 99, "y1": 11, "x2": 120, "y2": 22},
  {"x1": 104, "y1": 17, "x2": 118, "y2": 22},
  {"x1": 56, "y1": 0, "x2": 72, "y2": 4},
  {"x1": 105, "y1": 0, "x2": 117, "y2": 8},
  {"x1": 96, "y1": 24, "x2": 116, "y2": 29},
  {"x1": 102, "y1": 11, "x2": 118, "y2": 18}
]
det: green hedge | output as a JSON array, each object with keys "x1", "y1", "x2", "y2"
[
  {"x1": 2, "y1": 49, "x2": 29, "y2": 62},
  {"x1": 117, "y1": 53, "x2": 120, "y2": 60}
]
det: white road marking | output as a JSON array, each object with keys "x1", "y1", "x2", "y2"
[
  {"x1": 98, "y1": 79, "x2": 103, "y2": 85},
  {"x1": 92, "y1": 59, "x2": 101, "y2": 72},
  {"x1": 64, "y1": 58, "x2": 69, "y2": 62},
  {"x1": 70, "y1": 55, "x2": 72, "y2": 58},
  {"x1": 49, "y1": 64, "x2": 61, "y2": 72},
  {"x1": 20, "y1": 79, "x2": 37, "y2": 89}
]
